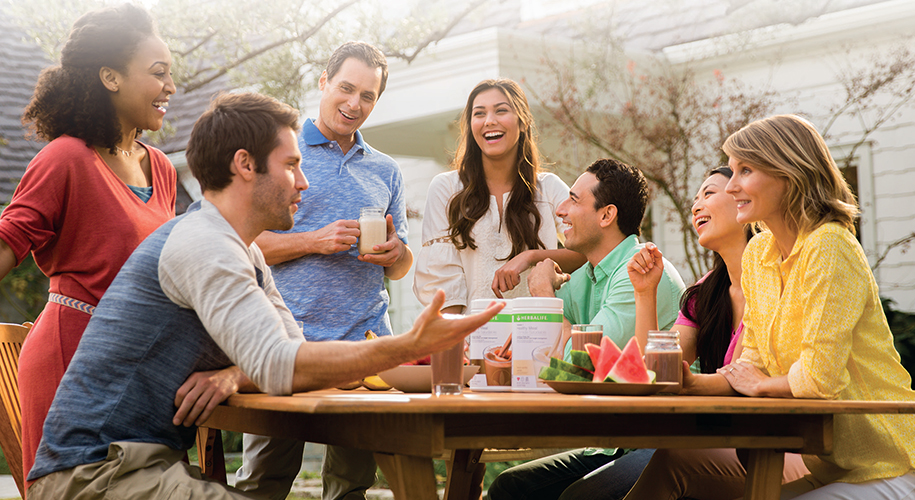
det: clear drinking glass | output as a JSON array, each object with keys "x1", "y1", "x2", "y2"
[
  {"x1": 431, "y1": 341, "x2": 464, "y2": 396},
  {"x1": 571, "y1": 324, "x2": 603, "y2": 351},
  {"x1": 358, "y1": 207, "x2": 386, "y2": 255}
]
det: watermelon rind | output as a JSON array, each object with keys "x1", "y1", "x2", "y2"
[
  {"x1": 606, "y1": 369, "x2": 657, "y2": 384},
  {"x1": 607, "y1": 337, "x2": 652, "y2": 384},
  {"x1": 538, "y1": 366, "x2": 591, "y2": 382},
  {"x1": 569, "y1": 350, "x2": 595, "y2": 372},
  {"x1": 550, "y1": 357, "x2": 593, "y2": 379}
]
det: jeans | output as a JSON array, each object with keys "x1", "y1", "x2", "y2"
[{"x1": 487, "y1": 448, "x2": 655, "y2": 500}]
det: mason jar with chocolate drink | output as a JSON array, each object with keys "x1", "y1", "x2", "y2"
[{"x1": 644, "y1": 330, "x2": 682, "y2": 392}]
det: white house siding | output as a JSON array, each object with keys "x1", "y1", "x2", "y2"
[
  {"x1": 355, "y1": 0, "x2": 915, "y2": 317},
  {"x1": 662, "y1": 0, "x2": 915, "y2": 309}
]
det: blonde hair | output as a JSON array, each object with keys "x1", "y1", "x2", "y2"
[{"x1": 722, "y1": 114, "x2": 858, "y2": 235}]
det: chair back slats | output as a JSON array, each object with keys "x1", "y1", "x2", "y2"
[
  {"x1": 0, "y1": 322, "x2": 32, "y2": 498},
  {"x1": 0, "y1": 342, "x2": 22, "y2": 443}
]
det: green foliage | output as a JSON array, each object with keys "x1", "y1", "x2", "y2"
[
  {"x1": 483, "y1": 460, "x2": 527, "y2": 489},
  {"x1": 7, "y1": 0, "x2": 490, "y2": 111},
  {"x1": 0, "y1": 253, "x2": 47, "y2": 322},
  {"x1": 0, "y1": 446, "x2": 10, "y2": 475},
  {"x1": 533, "y1": 49, "x2": 776, "y2": 278},
  {"x1": 372, "y1": 459, "x2": 527, "y2": 491},
  {"x1": 883, "y1": 298, "x2": 915, "y2": 386},
  {"x1": 221, "y1": 430, "x2": 243, "y2": 453}
]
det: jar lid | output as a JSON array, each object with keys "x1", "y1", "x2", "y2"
[
  {"x1": 510, "y1": 297, "x2": 563, "y2": 310},
  {"x1": 359, "y1": 207, "x2": 384, "y2": 217}
]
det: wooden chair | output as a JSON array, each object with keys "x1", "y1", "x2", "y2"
[
  {"x1": 195, "y1": 426, "x2": 226, "y2": 482},
  {"x1": 0, "y1": 321, "x2": 225, "y2": 494},
  {"x1": 0, "y1": 322, "x2": 32, "y2": 497}
]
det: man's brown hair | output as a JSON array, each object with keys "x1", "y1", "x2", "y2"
[
  {"x1": 325, "y1": 41, "x2": 388, "y2": 98},
  {"x1": 187, "y1": 92, "x2": 299, "y2": 193}
]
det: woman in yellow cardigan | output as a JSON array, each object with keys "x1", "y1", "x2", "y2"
[{"x1": 626, "y1": 114, "x2": 915, "y2": 499}]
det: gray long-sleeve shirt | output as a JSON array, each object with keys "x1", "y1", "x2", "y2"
[{"x1": 30, "y1": 200, "x2": 303, "y2": 481}]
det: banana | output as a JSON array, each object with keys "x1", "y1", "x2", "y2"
[
  {"x1": 358, "y1": 331, "x2": 392, "y2": 390},
  {"x1": 336, "y1": 380, "x2": 362, "y2": 390},
  {"x1": 361, "y1": 375, "x2": 392, "y2": 391}
]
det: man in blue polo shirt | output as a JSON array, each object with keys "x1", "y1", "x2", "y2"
[{"x1": 239, "y1": 42, "x2": 410, "y2": 500}]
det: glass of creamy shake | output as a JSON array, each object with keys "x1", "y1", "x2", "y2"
[{"x1": 358, "y1": 207, "x2": 387, "y2": 255}]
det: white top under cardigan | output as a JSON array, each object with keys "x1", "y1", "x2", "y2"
[{"x1": 413, "y1": 170, "x2": 569, "y2": 310}]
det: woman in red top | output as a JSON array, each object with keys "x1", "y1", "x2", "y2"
[{"x1": 1, "y1": 4, "x2": 176, "y2": 487}]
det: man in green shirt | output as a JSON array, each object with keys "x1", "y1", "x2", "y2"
[
  {"x1": 489, "y1": 158, "x2": 686, "y2": 499},
  {"x1": 529, "y1": 158, "x2": 685, "y2": 354}
]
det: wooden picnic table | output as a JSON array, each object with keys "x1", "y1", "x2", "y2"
[{"x1": 202, "y1": 389, "x2": 915, "y2": 500}]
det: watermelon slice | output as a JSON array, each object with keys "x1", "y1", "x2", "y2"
[
  {"x1": 550, "y1": 357, "x2": 593, "y2": 380},
  {"x1": 538, "y1": 366, "x2": 591, "y2": 382},
  {"x1": 569, "y1": 350, "x2": 595, "y2": 372},
  {"x1": 585, "y1": 343, "x2": 601, "y2": 369},
  {"x1": 607, "y1": 337, "x2": 652, "y2": 383},
  {"x1": 592, "y1": 336, "x2": 623, "y2": 382}
]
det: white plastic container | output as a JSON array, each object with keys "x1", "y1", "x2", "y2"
[
  {"x1": 468, "y1": 299, "x2": 513, "y2": 390},
  {"x1": 511, "y1": 297, "x2": 564, "y2": 391}
]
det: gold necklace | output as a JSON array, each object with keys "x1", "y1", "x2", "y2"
[{"x1": 115, "y1": 146, "x2": 133, "y2": 157}]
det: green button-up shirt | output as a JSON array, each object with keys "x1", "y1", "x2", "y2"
[{"x1": 556, "y1": 235, "x2": 685, "y2": 356}]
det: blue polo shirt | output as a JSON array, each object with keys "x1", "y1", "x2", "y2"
[
  {"x1": 271, "y1": 119, "x2": 408, "y2": 341},
  {"x1": 556, "y1": 235, "x2": 685, "y2": 356}
]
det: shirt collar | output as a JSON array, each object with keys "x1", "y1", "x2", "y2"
[
  {"x1": 300, "y1": 118, "x2": 373, "y2": 154},
  {"x1": 759, "y1": 228, "x2": 810, "y2": 269},
  {"x1": 587, "y1": 234, "x2": 639, "y2": 283}
]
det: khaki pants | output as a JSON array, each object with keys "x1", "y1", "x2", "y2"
[
  {"x1": 235, "y1": 435, "x2": 376, "y2": 500},
  {"x1": 28, "y1": 441, "x2": 256, "y2": 500}
]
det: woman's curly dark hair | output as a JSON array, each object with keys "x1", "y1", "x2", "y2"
[{"x1": 22, "y1": 3, "x2": 158, "y2": 154}]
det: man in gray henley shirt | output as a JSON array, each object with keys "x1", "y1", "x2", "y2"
[{"x1": 26, "y1": 93, "x2": 502, "y2": 500}]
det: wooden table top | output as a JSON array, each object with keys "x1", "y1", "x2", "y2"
[{"x1": 221, "y1": 388, "x2": 915, "y2": 415}]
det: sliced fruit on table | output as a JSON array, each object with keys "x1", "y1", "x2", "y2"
[
  {"x1": 592, "y1": 336, "x2": 623, "y2": 382},
  {"x1": 569, "y1": 349, "x2": 595, "y2": 372},
  {"x1": 549, "y1": 357, "x2": 593, "y2": 380},
  {"x1": 606, "y1": 337, "x2": 652, "y2": 384},
  {"x1": 538, "y1": 366, "x2": 591, "y2": 382}
]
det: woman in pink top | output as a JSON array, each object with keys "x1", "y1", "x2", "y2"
[
  {"x1": 624, "y1": 166, "x2": 808, "y2": 499},
  {"x1": 3, "y1": 4, "x2": 177, "y2": 488}
]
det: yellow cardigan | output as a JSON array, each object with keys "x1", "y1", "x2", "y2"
[{"x1": 741, "y1": 222, "x2": 915, "y2": 484}]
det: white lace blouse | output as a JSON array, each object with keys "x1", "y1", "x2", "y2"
[{"x1": 412, "y1": 170, "x2": 569, "y2": 310}]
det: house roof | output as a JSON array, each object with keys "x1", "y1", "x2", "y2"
[
  {"x1": 450, "y1": 0, "x2": 897, "y2": 52},
  {"x1": 0, "y1": 10, "x2": 50, "y2": 205}
]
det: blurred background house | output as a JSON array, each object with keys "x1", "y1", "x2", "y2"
[
  {"x1": 2, "y1": 0, "x2": 913, "y2": 331},
  {"x1": 344, "y1": 0, "x2": 915, "y2": 330}
]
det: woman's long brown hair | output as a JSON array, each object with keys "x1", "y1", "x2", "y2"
[{"x1": 447, "y1": 79, "x2": 545, "y2": 260}]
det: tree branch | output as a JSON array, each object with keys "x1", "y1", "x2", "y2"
[
  {"x1": 384, "y1": 0, "x2": 496, "y2": 64},
  {"x1": 181, "y1": 0, "x2": 361, "y2": 93},
  {"x1": 873, "y1": 232, "x2": 915, "y2": 271}
]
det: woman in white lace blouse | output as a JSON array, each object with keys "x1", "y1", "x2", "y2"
[{"x1": 413, "y1": 79, "x2": 585, "y2": 313}]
